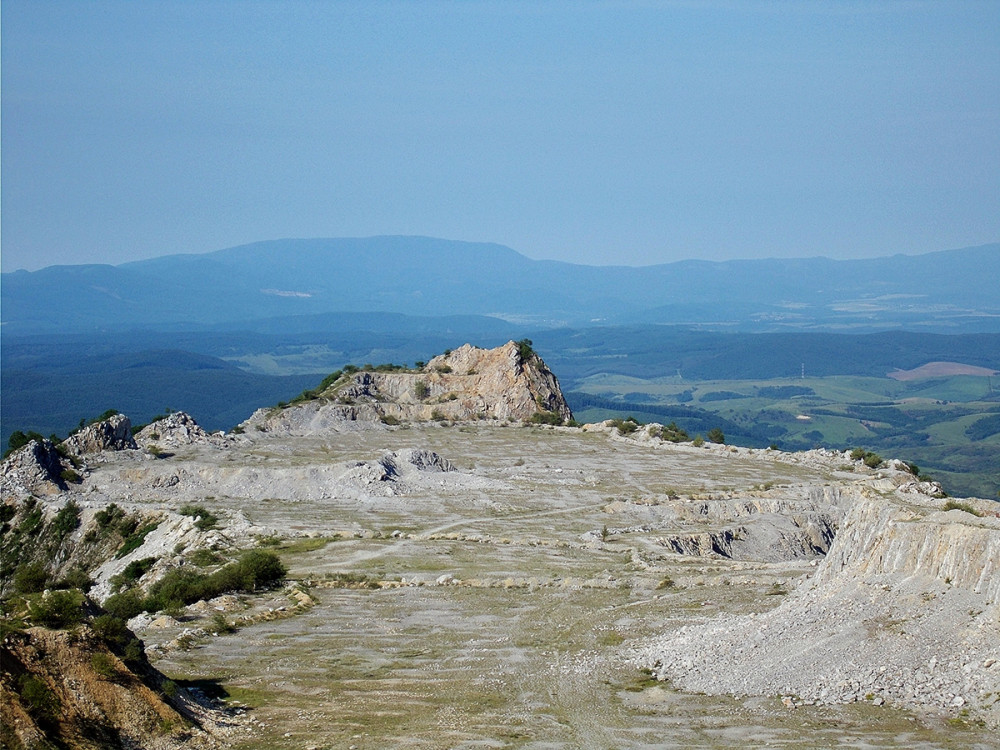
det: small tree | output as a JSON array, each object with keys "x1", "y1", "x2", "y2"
[
  {"x1": 707, "y1": 428, "x2": 725, "y2": 444},
  {"x1": 14, "y1": 562, "x2": 49, "y2": 594},
  {"x1": 515, "y1": 339, "x2": 535, "y2": 362}
]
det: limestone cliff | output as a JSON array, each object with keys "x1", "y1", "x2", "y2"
[{"x1": 245, "y1": 341, "x2": 572, "y2": 434}]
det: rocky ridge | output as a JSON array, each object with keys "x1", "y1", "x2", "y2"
[{"x1": 244, "y1": 341, "x2": 572, "y2": 434}]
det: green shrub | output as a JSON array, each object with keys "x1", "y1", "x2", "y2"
[
  {"x1": 515, "y1": 339, "x2": 535, "y2": 362},
  {"x1": 658, "y1": 422, "x2": 689, "y2": 442},
  {"x1": 144, "y1": 568, "x2": 207, "y2": 612},
  {"x1": 4, "y1": 430, "x2": 47, "y2": 459},
  {"x1": 103, "y1": 590, "x2": 145, "y2": 620},
  {"x1": 414, "y1": 381, "x2": 430, "y2": 399},
  {"x1": 188, "y1": 549, "x2": 222, "y2": 567},
  {"x1": 56, "y1": 566, "x2": 94, "y2": 592},
  {"x1": 51, "y1": 500, "x2": 81, "y2": 539},
  {"x1": 18, "y1": 674, "x2": 60, "y2": 721},
  {"x1": 123, "y1": 639, "x2": 144, "y2": 664},
  {"x1": 91, "y1": 652, "x2": 116, "y2": 678},
  {"x1": 316, "y1": 369, "x2": 344, "y2": 392},
  {"x1": 143, "y1": 549, "x2": 286, "y2": 612},
  {"x1": 210, "y1": 612, "x2": 236, "y2": 634},
  {"x1": 230, "y1": 549, "x2": 287, "y2": 590},
  {"x1": 692, "y1": 435, "x2": 705, "y2": 447},
  {"x1": 178, "y1": 504, "x2": 218, "y2": 531},
  {"x1": 17, "y1": 506, "x2": 44, "y2": 537},
  {"x1": 91, "y1": 613, "x2": 130, "y2": 647},
  {"x1": 161, "y1": 679, "x2": 179, "y2": 699},
  {"x1": 29, "y1": 589, "x2": 85, "y2": 629},
  {"x1": 325, "y1": 571, "x2": 381, "y2": 589},
  {"x1": 90, "y1": 409, "x2": 120, "y2": 425},
  {"x1": 110, "y1": 556, "x2": 157, "y2": 590},
  {"x1": 707, "y1": 428, "x2": 726, "y2": 444},
  {"x1": 529, "y1": 410, "x2": 564, "y2": 425},
  {"x1": 851, "y1": 448, "x2": 884, "y2": 468},
  {"x1": 59, "y1": 469, "x2": 83, "y2": 484},
  {"x1": 14, "y1": 562, "x2": 50, "y2": 594},
  {"x1": 610, "y1": 417, "x2": 641, "y2": 435},
  {"x1": 95, "y1": 503, "x2": 126, "y2": 531},
  {"x1": 380, "y1": 414, "x2": 401, "y2": 426}
]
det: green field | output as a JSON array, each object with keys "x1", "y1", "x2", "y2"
[{"x1": 566, "y1": 374, "x2": 1000, "y2": 500}]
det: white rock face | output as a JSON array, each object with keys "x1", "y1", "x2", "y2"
[
  {"x1": 636, "y1": 482, "x2": 1000, "y2": 726},
  {"x1": 0, "y1": 440, "x2": 71, "y2": 495},
  {"x1": 135, "y1": 412, "x2": 227, "y2": 448},
  {"x1": 61, "y1": 414, "x2": 137, "y2": 455}
]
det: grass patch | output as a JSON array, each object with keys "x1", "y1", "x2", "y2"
[
  {"x1": 280, "y1": 537, "x2": 333, "y2": 554},
  {"x1": 597, "y1": 631, "x2": 625, "y2": 647},
  {"x1": 943, "y1": 500, "x2": 982, "y2": 517},
  {"x1": 623, "y1": 668, "x2": 660, "y2": 692},
  {"x1": 323, "y1": 571, "x2": 381, "y2": 589}
]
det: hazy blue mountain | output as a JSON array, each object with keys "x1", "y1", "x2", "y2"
[{"x1": 3, "y1": 237, "x2": 998, "y2": 334}]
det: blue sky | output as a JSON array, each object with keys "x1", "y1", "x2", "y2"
[{"x1": 2, "y1": 1, "x2": 998, "y2": 271}]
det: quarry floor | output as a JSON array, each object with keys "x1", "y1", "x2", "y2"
[{"x1": 130, "y1": 424, "x2": 995, "y2": 749}]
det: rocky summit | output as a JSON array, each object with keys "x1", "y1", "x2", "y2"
[
  {"x1": 2, "y1": 342, "x2": 998, "y2": 749},
  {"x1": 244, "y1": 340, "x2": 572, "y2": 434}
]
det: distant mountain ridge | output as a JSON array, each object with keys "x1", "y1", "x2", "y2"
[{"x1": 3, "y1": 237, "x2": 999, "y2": 334}]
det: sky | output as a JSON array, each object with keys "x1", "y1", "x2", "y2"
[{"x1": 2, "y1": 1, "x2": 998, "y2": 271}]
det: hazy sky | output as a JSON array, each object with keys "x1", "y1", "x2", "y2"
[{"x1": 2, "y1": 1, "x2": 998, "y2": 271}]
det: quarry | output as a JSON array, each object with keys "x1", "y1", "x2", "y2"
[{"x1": 2, "y1": 343, "x2": 998, "y2": 749}]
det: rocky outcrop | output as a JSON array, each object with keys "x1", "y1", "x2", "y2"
[
  {"x1": 245, "y1": 341, "x2": 572, "y2": 434},
  {"x1": 657, "y1": 513, "x2": 837, "y2": 562},
  {"x1": 135, "y1": 412, "x2": 220, "y2": 448},
  {"x1": 0, "y1": 440, "x2": 73, "y2": 496},
  {"x1": 638, "y1": 473, "x2": 1000, "y2": 726},
  {"x1": 338, "y1": 448, "x2": 457, "y2": 495},
  {"x1": 60, "y1": 414, "x2": 137, "y2": 455},
  {"x1": 380, "y1": 448, "x2": 455, "y2": 475}
]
